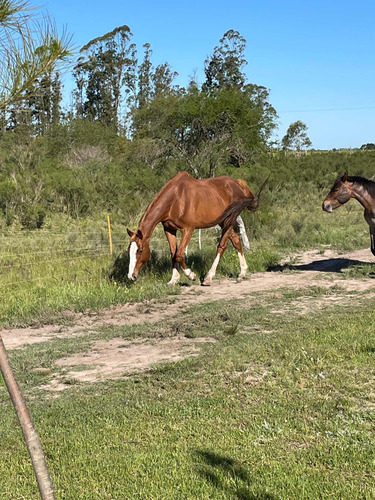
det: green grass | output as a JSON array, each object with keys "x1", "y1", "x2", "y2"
[
  {"x1": 0, "y1": 216, "x2": 181, "y2": 327},
  {"x1": 1, "y1": 287, "x2": 375, "y2": 499},
  {"x1": 343, "y1": 262, "x2": 375, "y2": 279}
]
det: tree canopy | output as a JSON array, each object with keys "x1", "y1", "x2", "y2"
[
  {"x1": 281, "y1": 121, "x2": 312, "y2": 151},
  {"x1": 131, "y1": 29, "x2": 277, "y2": 177}
]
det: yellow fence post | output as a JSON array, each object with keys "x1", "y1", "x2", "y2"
[{"x1": 107, "y1": 215, "x2": 113, "y2": 256}]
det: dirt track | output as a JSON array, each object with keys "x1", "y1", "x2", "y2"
[{"x1": 2, "y1": 248, "x2": 375, "y2": 390}]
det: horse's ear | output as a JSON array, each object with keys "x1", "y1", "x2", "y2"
[
  {"x1": 136, "y1": 229, "x2": 143, "y2": 239},
  {"x1": 342, "y1": 171, "x2": 348, "y2": 182},
  {"x1": 127, "y1": 228, "x2": 134, "y2": 238}
]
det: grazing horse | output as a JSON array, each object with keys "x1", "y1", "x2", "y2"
[
  {"x1": 127, "y1": 171, "x2": 266, "y2": 286},
  {"x1": 322, "y1": 171, "x2": 375, "y2": 255}
]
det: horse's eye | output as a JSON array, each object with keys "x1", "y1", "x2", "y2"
[
  {"x1": 333, "y1": 188, "x2": 339, "y2": 192},
  {"x1": 137, "y1": 248, "x2": 143, "y2": 254}
]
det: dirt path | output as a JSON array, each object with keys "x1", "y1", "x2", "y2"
[
  {"x1": 2, "y1": 248, "x2": 374, "y2": 350},
  {"x1": 2, "y1": 248, "x2": 375, "y2": 390}
]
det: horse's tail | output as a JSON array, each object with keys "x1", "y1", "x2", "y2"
[{"x1": 205, "y1": 175, "x2": 269, "y2": 230}]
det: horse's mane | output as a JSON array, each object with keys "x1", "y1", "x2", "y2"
[{"x1": 349, "y1": 175, "x2": 375, "y2": 197}]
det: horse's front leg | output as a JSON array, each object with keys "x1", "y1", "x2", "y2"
[
  {"x1": 175, "y1": 228, "x2": 197, "y2": 282},
  {"x1": 163, "y1": 226, "x2": 180, "y2": 286},
  {"x1": 364, "y1": 212, "x2": 375, "y2": 256},
  {"x1": 203, "y1": 226, "x2": 232, "y2": 286},
  {"x1": 370, "y1": 224, "x2": 375, "y2": 256}
]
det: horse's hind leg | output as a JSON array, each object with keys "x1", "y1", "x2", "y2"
[
  {"x1": 203, "y1": 226, "x2": 232, "y2": 286},
  {"x1": 229, "y1": 228, "x2": 248, "y2": 280},
  {"x1": 370, "y1": 224, "x2": 375, "y2": 256}
]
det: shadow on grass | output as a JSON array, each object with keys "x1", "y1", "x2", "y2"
[
  {"x1": 270, "y1": 258, "x2": 375, "y2": 274},
  {"x1": 108, "y1": 249, "x2": 215, "y2": 284},
  {"x1": 195, "y1": 450, "x2": 276, "y2": 500}
]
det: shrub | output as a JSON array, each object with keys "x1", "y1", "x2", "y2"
[{"x1": 19, "y1": 204, "x2": 46, "y2": 229}]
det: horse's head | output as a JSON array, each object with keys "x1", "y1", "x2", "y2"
[
  {"x1": 322, "y1": 172, "x2": 352, "y2": 213},
  {"x1": 127, "y1": 228, "x2": 150, "y2": 281}
]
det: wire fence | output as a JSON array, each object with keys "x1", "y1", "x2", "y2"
[{"x1": 0, "y1": 218, "x2": 223, "y2": 289}]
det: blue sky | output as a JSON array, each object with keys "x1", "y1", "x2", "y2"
[{"x1": 38, "y1": 0, "x2": 375, "y2": 150}]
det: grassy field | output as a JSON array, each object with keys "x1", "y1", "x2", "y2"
[
  {"x1": 1, "y1": 285, "x2": 375, "y2": 499},
  {"x1": 0, "y1": 186, "x2": 375, "y2": 499},
  {"x1": 0, "y1": 185, "x2": 370, "y2": 328}
]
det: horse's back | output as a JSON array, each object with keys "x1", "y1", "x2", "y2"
[
  {"x1": 164, "y1": 174, "x2": 253, "y2": 228},
  {"x1": 167, "y1": 172, "x2": 252, "y2": 197},
  {"x1": 201, "y1": 175, "x2": 253, "y2": 199}
]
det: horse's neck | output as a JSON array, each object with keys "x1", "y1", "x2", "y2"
[
  {"x1": 352, "y1": 182, "x2": 375, "y2": 213},
  {"x1": 138, "y1": 201, "x2": 164, "y2": 237}
]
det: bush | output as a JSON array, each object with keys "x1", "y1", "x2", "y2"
[{"x1": 19, "y1": 204, "x2": 46, "y2": 229}]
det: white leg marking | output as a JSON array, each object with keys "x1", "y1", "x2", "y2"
[
  {"x1": 167, "y1": 267, "x2": 180, "y2": 286},
  {"x1": 128, "y1": 241, "x2": 137, "y2": 279},
  {"x1": 238, "y1": 252, "x2": 248, "y2": 279},
  {"x1": 204, "y1": 253, "x2": 221, "y2": 283},
  {"x1": 183, "y1": 268, "x2": 196, "y2": 281},
  {"x1": 236, "y1": 216, "x2": 250, "y2": 250}
]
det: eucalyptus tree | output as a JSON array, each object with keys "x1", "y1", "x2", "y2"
[
  {"x1": 132, "y1": 30, "x2": 277, "y2": 179},
  {"x1": 281, "y1": 120, "x2": 312, "y2": 151},
  {"x1": 203, "y1": 29, "x2": 247, "y2": 91},
  {"x1": 137, "y1": 44, "x2": 178, "y2": 107},
  {"x1": 153, "y1": 62, "x2": 178, "y2": 98},
  {"x1": 73, "y1": 25, "x2": 137, "y2": 130},
  {"x1": 200, "y1": 29, "x2": 277, "y2": 172},
  {"x1": 137, "y1": 43, "x2": 153, "y2": 108},
  {"x1": 9, "y1": 70, "x2": 63, "y2": 133}
]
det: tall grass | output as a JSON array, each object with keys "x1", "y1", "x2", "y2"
[{"x1": 0, "y1": 215, "x2": 176, "y2": 326}]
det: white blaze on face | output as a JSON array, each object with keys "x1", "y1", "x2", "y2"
[{"x1": 128, "y1": 241, "x2": 138, "y2": 279}]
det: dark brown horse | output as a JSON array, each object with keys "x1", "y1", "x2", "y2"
[
  {"x1": 323, "y1": 171, "x2": 375, "y2": 255},
  {"x1": 127, "y1": 171, "x2": 266, "y2": 285}
]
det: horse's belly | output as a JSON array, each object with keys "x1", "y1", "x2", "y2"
[
  {"x1": 179, "y1": 202, "x2": 227, "y2": 228},
  {"x1": 166, "y1": 186, "x2": 236, "y2": 228}
]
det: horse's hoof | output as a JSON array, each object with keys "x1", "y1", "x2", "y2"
[
  {"x1": 201, "y1": 280, "x2": 211, "y2": 287},
  {"x1": 167, "y1": 280, "x2": 179, "y2": 287},
  {"x1": 183, "y1": 269, "x2": 197, "y2": 281}
]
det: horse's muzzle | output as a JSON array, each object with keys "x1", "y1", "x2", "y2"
[
  {"x1": 322, "y1": 202, "x2": 332, "y2": 213},
  {"x1": 128, "y1": 274, "x2": 137, "y2": 281}
]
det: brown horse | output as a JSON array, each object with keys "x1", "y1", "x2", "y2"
[
  {"x1": 127, "y1": 171, "x2": 266, "y2": 285},
  {"x1": 323, "y1": 171, "x2": 375, "y2": 255}
]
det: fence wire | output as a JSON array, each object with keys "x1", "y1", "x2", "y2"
[{"x1": 0, "y1": 223, "x2": 223, "y2": 289}]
